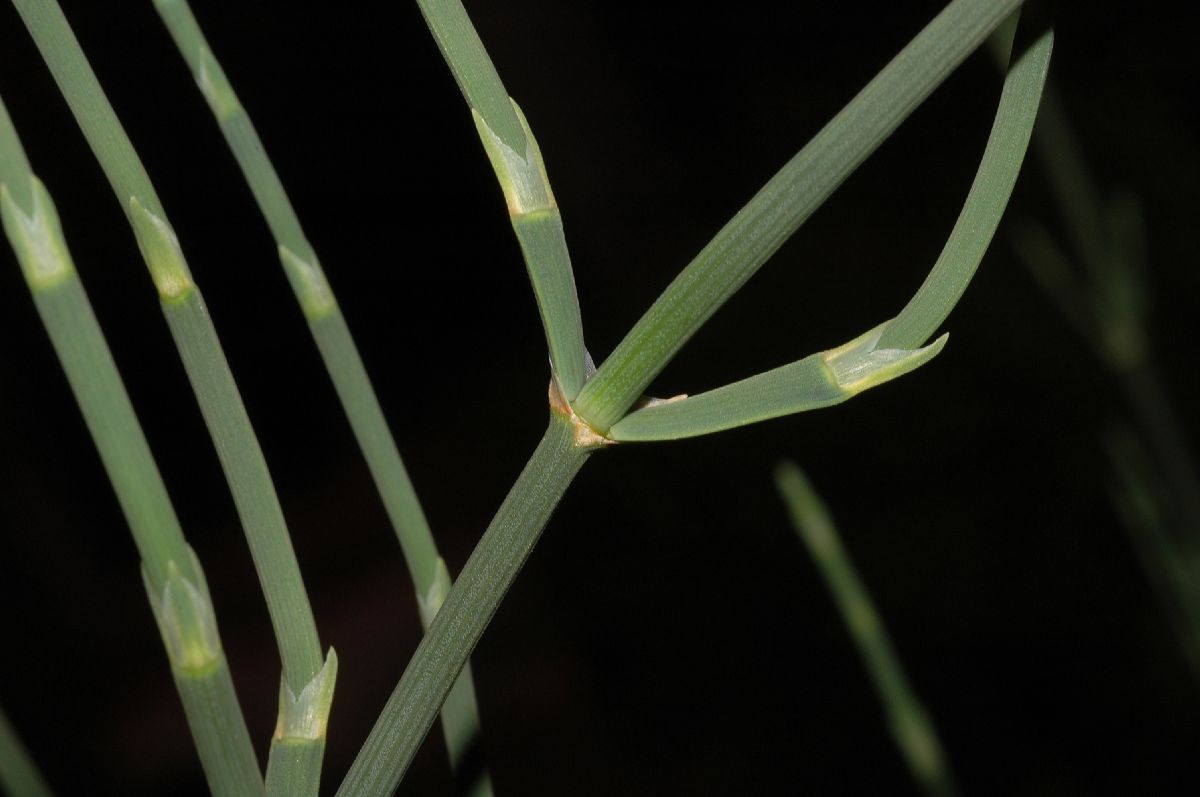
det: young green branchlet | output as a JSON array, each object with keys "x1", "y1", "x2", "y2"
[
  {"x1": 607, "y1": 325, "x2": 949, "y2": 442},
  {"x1": 474, "y1": 100, "x2": 588, "y2": 401}
]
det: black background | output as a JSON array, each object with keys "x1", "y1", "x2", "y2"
[{"x1": 1, "y1": 1, "x2": 1198, "y2": 795}]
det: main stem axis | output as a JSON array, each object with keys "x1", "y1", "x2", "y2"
[{"x1": 337, "y1": 387, "x2": 604, "y2": 796}]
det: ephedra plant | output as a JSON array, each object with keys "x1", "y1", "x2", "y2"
[{"x1": 0, "y1": 0, "x2": 1051, "y2": 794}]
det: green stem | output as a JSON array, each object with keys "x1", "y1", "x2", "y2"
[
  {"x1": 416, "y1": 0, "x2": 587, "y2": 397},
  {"x1": 877, "y1": 11, "x2": 1052, "y2": 349},
  {"x1": 263, "y1": 648, "x2": 337, "y2": 797},
  {"x1": 337, "y1": 412, "x2": 596, "y2": 797},
  {"x1": 306, "y1": 311, "x2": 436, "y2": 591},
  {"x1": 472, "y1": 99, "x2": 588, "y2": 400},
  {"x1": 265, "y1": 744, "x2": 324, "y2": 797},
  {"x1": 438, "y1": 663, "x2": 494, "y2": 797},
  {"x1": 149, "y1": 0, "x2": 439, "y2": 592},
  {"x1": 12, "y1": 0, "x2": 324, "y2": 698},
  {"x1": 161, "y1": 289, "x2": 323, "y2": 687},
  {"x1": 172, "y1": 663, "x2": 265, "y2": 797},
  {"x1": 775, "y1": 463, "x2": 957, "y2": 797},
  {"x1": 415, "y1": 0, "x2": 526, "y2": 153},
  {"x1": 0, "y1": 706, "x2": 53, "y2": 797},
  {"x1": 144, "y1": 554, "x2": 266, "y2": 797},
  {"x1": 573, "y1": 0, "x2": 1026, "y2": 432},
  {"x1": 149, "y1": 2, "x2": 495, "y2": 788},
  {"x1": 2, "y1": 202, "x2": 190, "y2": 588},
  {"x1": 1, "y1": 96, "x2": 263, "y2": 797}
]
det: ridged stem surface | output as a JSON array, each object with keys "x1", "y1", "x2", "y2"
[
  {"x1": 1, "y1": 94, "x2": 263, "y2": 797},
  {"x1": 336, "y1": 413, "x2": 593, "y2": 797},
  {"x1": 11, "y1": 0, "x2": 324, "y2": 697}
]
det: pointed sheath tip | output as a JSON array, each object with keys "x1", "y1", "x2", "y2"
[
  {"x1": 823, "y1": 324, "x2": 948, "y2": 396},
  {"x1": 1, "y1": 176, "x2": 76, "y2": 290},
  {"x1": 274, "y1": 647, "x2": 339, "y2": 742},
  {"x1": 141, "y1": 549, "x2": 222, "y2": 674},
  {"x1": 416, "y1": 557, "x2": 453, "y2": 628},
  {"x1": 278, "y1": 244, "x2": 336, "y2": 319},
  {"x1": 128, "y1": 197, "x2": 194, "y2": 301},
  {"x1": 196, "y1": 46, "x2": 242, "y2": 120},
  {"x1": 472, "y1": 97, "x2": 556, "y2": 217}
]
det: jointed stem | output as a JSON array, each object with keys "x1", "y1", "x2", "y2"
[
  {"x1": 11, "y1": 0, "x2": 325, "y2": 696},
  {"x1": 0, "y1": 95, "x2": 263, "y2": 797},
  {"x1": 150, "y1": 1, "x2": 495, "y2": 790}
]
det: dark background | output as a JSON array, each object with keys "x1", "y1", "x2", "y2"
[{"x1": 1, "y1": 1, "x2": 1198, "y2": 795}]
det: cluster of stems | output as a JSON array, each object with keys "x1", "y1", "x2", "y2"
[{"x1": 0, "y1": 0, "x2": 1053, "y2": 795}]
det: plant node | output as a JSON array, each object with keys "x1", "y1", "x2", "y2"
[
  {"x1": 0, "y1": 177, "x2": 76, "y2": 290},
  {"x1": 128, "y1": 197, "x2": 195, "y2": 301},
  {"x1": 549, "y1": 374, "x2": 613, "y2": 449},
  {"x1": 274, "y1": 648, "x2": 339, "y2": 742},
  {"x1": 279, "y1": 244, "x2": 336, "y2": 319},
  {"x1": 141, "y1": 547, "x2": 221, "y2": 675},
  {"x1": 822, "y1": 323, "x2": 948, "y2": 396}
]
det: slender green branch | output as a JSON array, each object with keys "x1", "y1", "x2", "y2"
[
  {"x1": 0, "y1": 705, "x2": 53, "y2": 797},
  {"x1": 143, "y1": 553, "x2": 268, "y2": 797},
  {"x1": 0, "y1": 113, "x2": 186, "y2": 588},
  {"x1": 337, "y1": 407, "x2": 598, "y2": 797},
  {"x1": 573, "y1": 0, "x2": 1026, "y2": 433},
  {"x1": 155, "y1": 284, "x2": 325, "y2": 685},
  {"x1": 265, "y1": 651, "x2": 339, "y2": 797},
  {"x1": 12, "y1": 0, "x2": 324, "y2": 699},
  {"x1": 415, "y1": 0, "x2": 525, "y2": 153},
  {"x1": 149, "y1": 1, "x2": 493, "y2": 789},
  {"x1": 0, "y1": 95, "x2": 262, "y2": 797},
  {"x1": 877, "y1": 15, "x2": 1052, "y2": 349},
  {"x1": 608, "y1": 11, "x2": 1051, "y2": 442},
  {"x1": 775, "y1": 463, "x2": 957, "y2": 797},
  {"x1": 610, "y1": 325, "x2": 946, "y2": 442},
  {"x1": 474, "y1": 100, "x2": 588, "y2": 399},
  {"x1": 419, "y1": 0, "x2": 587, "y2": 398}
]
